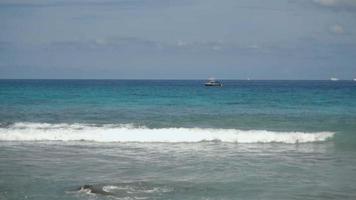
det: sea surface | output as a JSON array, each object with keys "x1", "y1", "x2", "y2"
[{"x1": 1, "y1": 80, "x2": 356, "y2": 200}]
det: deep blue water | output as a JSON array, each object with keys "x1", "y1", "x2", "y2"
[
  {"x1": 1, "y1": 80, "x2": 356, "y2": 199},
  {"x1": 1, "y1": 80, "x2": 356, "y2": 129}
]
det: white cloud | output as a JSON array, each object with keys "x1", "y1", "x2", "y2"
[
  {"x1": 313, "y1": 0, "x2": 356, "y2": 8},
  {"x1": 247, "y1": 44, "x2": 261, "y2": 49},
  {"x1": 314, "y1": 0, "x2": 338, "y2": 6},
  {"x1": 95, "y1": 38, "x2": 107, "y2": 45},
  {"x1": 177, "y1": 40, "x2": 187, "y2": 47},
  {"x1": 329, "y1": 24, "x2": 345, "y2": 34}
]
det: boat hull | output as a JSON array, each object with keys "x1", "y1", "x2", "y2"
[{"x1": 205, "y1": 83, "x2": 223, "y2": 87}]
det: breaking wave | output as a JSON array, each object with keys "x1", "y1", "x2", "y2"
[{"x1": 0, "y1": 123, "x2": 334, "y2": 144}]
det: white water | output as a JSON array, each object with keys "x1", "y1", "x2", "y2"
[{"x1": 0, "y1": 123, "x2": 334, "y2": 144}]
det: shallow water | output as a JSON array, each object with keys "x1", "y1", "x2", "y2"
[{"x1": 1, "y1": 142, "x2": 356, "y2": 200}]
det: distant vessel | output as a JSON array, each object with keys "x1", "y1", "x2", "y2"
[
  {"x1": 204, "y1": 78, "x2": 223, "y2": 87},
  {"x1": 330, "y1": 77, "x2": 339, "y2": 81},
  {"x1": 353, "y1": 78, "x2": 356, "y2": 81}
]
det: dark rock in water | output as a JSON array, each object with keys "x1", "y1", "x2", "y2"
[{"x1": 78, "y1": 184, "x2": 113, "y2": 195}]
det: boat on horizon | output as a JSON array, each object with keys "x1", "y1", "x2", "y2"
[
  {"x1": 330, "y1": 77, "x2": 339, "y2": 81},
  {"x1": 204, "y1": 78, "x2": 223, "y2": 87}
]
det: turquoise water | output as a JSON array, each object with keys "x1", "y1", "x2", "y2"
[{"x1": 1, "y1": 80, "x2": 356, "y2": 199}]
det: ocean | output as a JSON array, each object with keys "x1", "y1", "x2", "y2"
[{"x1": 0, "y1": 80, "x2": 356, "y2": 200}]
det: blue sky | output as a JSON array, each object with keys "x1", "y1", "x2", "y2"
[{"x1": 0, "y1": 0, "x2": 356, "y2": 79}]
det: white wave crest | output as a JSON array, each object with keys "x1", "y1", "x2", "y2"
[
  {"x1": 102, "y1": 185, "x2": 119, "y2": 192},
  {"x1": 0, "y1": 123, "x2": 334, "y2": 144}
]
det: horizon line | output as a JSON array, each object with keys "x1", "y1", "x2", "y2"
[{"x1": 0, "y1": 78, "x2": 355, "y2": 81}]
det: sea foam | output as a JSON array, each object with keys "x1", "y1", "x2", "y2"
[{"x1": 0, "y1": 123, "x2": 334, "y2": 143}]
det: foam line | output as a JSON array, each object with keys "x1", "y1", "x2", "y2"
[{"x1": 0, "y1": 123, "x2": 334, "y2": 143}]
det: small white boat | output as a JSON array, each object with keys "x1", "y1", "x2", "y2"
[
  {"x1": 330, "y1": 77, "x2": 339, "y2": 81},
  {"x1": 204, "y1": 78, "x2": 223, "y2": 87}
]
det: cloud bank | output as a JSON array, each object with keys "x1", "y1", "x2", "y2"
[
  {"x1": 329, "y1": 24, "x2": 345, "y2": 34},
  {"x1": 313, "y1": 0, "x2": 356, "y2": 11},
  {"x1": 1, "y1": 0, "x2": 356, "y2": 79}
]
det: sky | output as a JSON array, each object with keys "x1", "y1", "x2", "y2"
[{"x1": 0, "y1": 0, "x2": 356, "y2": 79}]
